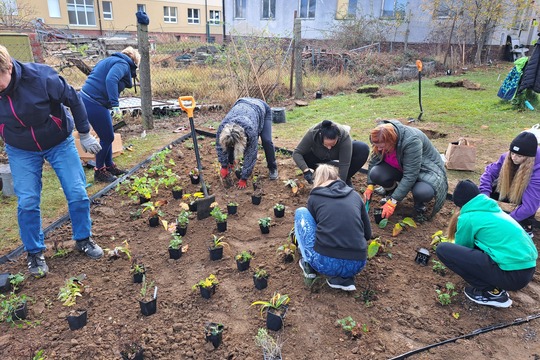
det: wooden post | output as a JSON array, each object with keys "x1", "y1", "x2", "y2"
[
  {"x1": 137, "y1": 20, "x2": 153, "y2": 130},
  {"x1": 294, "y1": 17, "x2": 303, "y2": 99},
  {"x1": 289, "y1": 11, "x2": 297, "y2": 97}
]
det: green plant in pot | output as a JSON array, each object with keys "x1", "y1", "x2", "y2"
[
  {"x1": 208, "y1": 235, "x2": 228, "y2": 261},
  {"x1": 251, "y1": 292, "x2": 290, "y2": 331},
  {"x1": 182, "y1": 192, "x2": 204, "y2": 212},
  {"x1": 8, "y1": 272, "x2": 25, "y2": 292},
  {"x1": 141, "y1": 200, "x2": 167, "y2": 227},
  {"x1": 139, "y1": 276, "x2": 157, "y2": 316},
  {"x1": 130, "y1": 263, "x2": 146, "y2": 283},
  {"x1": 258, "y1": 217, "x2": 271, "y2": 234},
  {"x1": 277, "y1": 242, "x2": 296, "y2": 263},
  {"x1": 273, "y1": 203, "x2": 285, "y2": 218},
  {"x1": 227, "y1": 201, "x2": 239, "y2": 215},
  {"x1": 235, "y1": 250, "x2": 253, "y2": 271},
  {"x1": 171, "y1": 184, "x2": 184, "y2": 199},
  {"x1": 192, "y1": 274, "x2": 219, "y2": 299},
  {"x1": 253, "y1": 267, "x2": 269, "y2": 290},
  {"x1": 0, "y1": 292, "x2": 30, "y2": 325},
  {"x1": 255, "y1": 328, "x2": 283, "y2": 360},
  {"x1": 169, "y1": 234, "x2": 183, "y2": 260},
  {"x1": 176, "y1": 209, "x2": 191, "y2": 236},
  {"x1": 205, "y1": 322, "x2": 224, "y2": 349},
  {"x1": 58, "y1": 275, "x2": 87, "y2": 330},
  {"x1": 211, "y1": 206, "x2": 228, "y2": 232}
]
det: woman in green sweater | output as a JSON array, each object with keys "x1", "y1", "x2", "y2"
[{"x1": 436, "y1": 180, "x2": 537, "y2": 308}]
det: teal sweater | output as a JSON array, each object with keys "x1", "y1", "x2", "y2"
[{"x1": 456, "y1": 194, "x2": 538, "y2": 271}]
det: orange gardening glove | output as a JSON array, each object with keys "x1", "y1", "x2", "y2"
[
  {"x1": 237, "y1": 179, "x2": 247, "y2": 189},
  {"x1": 220, "y1": 167, "x2": 229, "y2": 179},
  {"x1": 381, "y1": 199, "x2": 397, "y2": 219},
  {"x1": 364, "y1": 185, "x2": 374, "y2": 202}
]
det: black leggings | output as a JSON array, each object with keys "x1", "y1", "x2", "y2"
[
  {"x1": 302, "y1": 141, "x2": 370, "y2": 183},
  {"x1": 436, "y1": 242, "x2": 535, "y2": 291},
  {"x1": 369, "y1": 162, "x2": 435, "y2": 205}
]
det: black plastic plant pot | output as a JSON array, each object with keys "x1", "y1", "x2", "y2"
[
  {"x1": 139, "y1": 196, "x2": 151, "y2": 205},
  {"x1": 139, "y1": 298, "x2": 157, "y2": 316},
  {"x1": 274, "y1": 208, "x2": 285, "y2": 218},
  {"x1": 172, "y1": 189, "x2": 183, "y2": 200},
  {"x1": 66, "y1": 309, "x2": 87, "y2": 330},
  {"x1": 205, "y1": 323, "x2": 224, "y2": 349},
  {"x1": 121, "y1": 347, "x2": 144, "y2": 360},
  {"x1": 133, "y1": 272, "x2": 145, "y2": 284},
  {"x1": 266, "y1": 306, "x2": 288, "y2": 331},
  {"x1": 0, "y1": 272, "x2": 11, "y2": 293},
  {"x1": 235, "y1": 170, "x2": 242, "y2": 179},
  {"x1": 176, "y1": 225, "x2": 187, "y2": 236},
  {"x1": 283, "y1": 254, "x2": 294, "y2": 263},
  {"x1": 227, "y1": 205, "x2": 238, "y2": 215},
  {"x1": 190, "y1": 175, "x2": 200, "y2": 184},
  {"x1": 252, "y1": 195, "x2": 262, "y2": 205},
  {"x1": 199, "y1": 285, "x2": 216, "y2": 299},
  {"x1": 236, "y1": 259, "x2": 250, "y2": 272},
  {"x1": 373, "y1": 208, "x2": 383, "y2": 224},
  {"x1": 169, "y1": 247, "x2": 182, "y2": 260},
  {"x1": 253, "y1": 275, "x2": 268, "y2": 290},
  {"x1": 217, "y1": 221, "x2": 227, "y2": 233},
  {"x1": 149, "y1": 216, "x2": 160, "y2": 227},
  {"x1": 260, "y1": 225, "x2": 270, "y2": 234},
  {"x1": 315, "y1": 91, "x2": 323, "y2": 99},
  {"x1": 188, "y1": 202, "x2": 198, "y2": 212},
  {"x1": 263, "y1": 348, "x2": 283, "y2": 360},
  {"x1": 209, "y1": 246, "x2": 224, "y2": 261},
  {"x1": 12, "y1": 300, "x2": 28, "y2": 321},
  {"x1": 415, "y1": 248, "x2": 431, "y2": 266}
]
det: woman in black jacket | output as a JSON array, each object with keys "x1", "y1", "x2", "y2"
[{"x1": 294, "y1": 164, "x2": 371, "y2": 291}]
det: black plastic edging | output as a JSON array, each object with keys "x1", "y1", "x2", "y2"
[
  {"x1": 388, "y1": 313, "x2": 540, "y2": 360},
  {"x1": 0, "y1": 132, "x2": 194, "y2": 265}
]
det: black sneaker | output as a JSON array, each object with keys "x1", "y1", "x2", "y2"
[
  {"x1": 106, "y1": 164, "x2": 127, "y2": 176},
  {"x1": 464, "y1": 286, "x2": 512, "y2": 308},
  {"x1": 269, "y1": 168, "x2": 279, "y2": 180},
  {"x1": 326, "y1": 277, "x2": 356, "y2": 291},
  {"x1": 75, "y1": 238, "x2": 104, "y2": 259},
  {"x1": 94, "y1": 168, "x2": 117, "y2": 183},
  {"x1": 27, "y1": 251, "x2": 49, "y2": 278},
  {"x1": 299, "y1": 258, "x2": 317, "y2": 279}
]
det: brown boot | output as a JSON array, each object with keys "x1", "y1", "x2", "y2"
[
  {"x1": 94, "y1": 167, "x2": 117, "y2": 183},
  {"x1": 106, "y1": 164, "x2": 127, "y2": 176}
]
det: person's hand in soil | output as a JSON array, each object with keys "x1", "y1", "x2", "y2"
[
  {"x1": 237, "y1": 179, "x2": 247, "y2": 189},
  {"x1": 381, "y1": 199, "x2": 397, "y2": 219},
  {"x1": 364, "y1": 184, "x2": 374, "y2": 202},
  {"x1": 303, "y1": 169, "x2": 314, "y2": 184}
]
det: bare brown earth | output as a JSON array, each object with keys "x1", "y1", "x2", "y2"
[{"x1": 0, "y1": 114, "x2": 539, "y2": 360}]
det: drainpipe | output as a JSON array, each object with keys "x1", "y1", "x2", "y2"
[
  {"x1": 222, "y1": 0, "x2": 226, "y2": 43},
  {"x1": 96, "y1": 0, "x2": 103, "y2": 36},
  {"x1": 205, "y1": 0, "x2": 210, "y2": 43}
]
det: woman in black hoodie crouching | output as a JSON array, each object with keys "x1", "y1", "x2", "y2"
[{"x1": 294, "y1": 164, "x2": 371, "y2": 291}]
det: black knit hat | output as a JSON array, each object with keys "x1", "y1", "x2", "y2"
[
  {"x1": 509, "y1": 132, "x2": 537, "y2": 157},
  {"x1": 453, "y1": 180, "x2": 480, "y2": 207}
]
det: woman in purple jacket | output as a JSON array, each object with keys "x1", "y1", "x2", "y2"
[{"x1": 479, "y1": 132, "x2": 540, "y2": 233}]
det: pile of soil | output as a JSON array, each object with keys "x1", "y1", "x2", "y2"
[{"x1": 0, "y1": 133, "x2": 539, "y2": 360}]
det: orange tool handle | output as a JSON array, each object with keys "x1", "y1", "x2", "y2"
[{"x1": 178, "y1": 96, "x2": 196, "y2": 118}]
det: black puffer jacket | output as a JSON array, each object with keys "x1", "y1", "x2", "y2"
[{"x1": 518, "y1": 42, "x2": 540, "y2": 93}]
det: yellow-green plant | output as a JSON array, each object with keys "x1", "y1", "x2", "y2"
[
  {"x1": 392, "y1": 217, "x2": 417, "y2": 237},
  {"x1": 192, "y1": 274, "x2": 219, "y2": 290},
  {"x1": 430, "y1": 230, "x2": 452, "y2": 249},
  {"x1": 254, "y1": 267, "x2": 268, "y2": 279},
  {"x1": 169, "y1": 234, "x2": 183, "y2": 249},
  {"x1": 251, "y1": 292, "x2": 290, "y2": 317},
  {"x1": 435, "y1": 282, "x2": 458, "y2": 306},
  {"x1": 57, "y1": 277, "x2": 84, "y2": 307},
  {"x1": 276, "y1": 242, "x2": 297, "y2": 260},
  {"x1": 367, "y1": 237, "x2": 394, "y2": 259},
  {"x1": 210, "y1": 235, "x2": 228, "y2": 249},
  {"x1": 235, "y1": 250, "x2": 253, "y2": 262},
  {"x1": 140, "y1": 276, "x2": 155, "y2": 301},
  {"x1": 210, "y1": 206, "x2": 228, "y2": 223},
  {"x1": 105, "y1": 240, "x2": 132, "y2": 261},
  {"x1": 177, "y1": 210, "x2": 191, "y2": 227},
  {"x1": 258, "y1": 217, "x2": 271, "y2": 227}
]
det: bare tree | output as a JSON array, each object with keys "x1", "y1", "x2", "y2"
[{"x1": 0, "y1": 0, "x2": 36, "y2": 29}]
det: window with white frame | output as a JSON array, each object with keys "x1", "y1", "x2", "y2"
[
  {"x1": 137, "y1": 4, "x2": 146, "y2": 12},
  {"x1": 382, "y1": 0, "x2": 406, "y2": 18},
  {"x1": 163, "y1": 6, "x2": 177, "y2": 23},
  {"x1": 234, "y1": 0, "x2": 246, "y2": 19},
  {"x1": 209, "y1": 10, "x2": 220, "y2": 25},
  {"x1": 187, "y1": 8, "x2": 200, "y2": 24},
  {"x1": 262, "y1": 0, "x2": 276, "y2": 19},
  {"x1": 347, "y1": 0, "x2": 358, "y2": 17},
  {"x1": 67, "y1": 0, "x2": 96, "y2": 26},
  {"x1": 102, "y1": 1, "x2": 112, "y2": 20},
  {"x1": 299, "y1": 0, "x2": 316, "y2": 19},
  {"x1": 47, "y1": 0, "x2": 61, "y2": 18}
]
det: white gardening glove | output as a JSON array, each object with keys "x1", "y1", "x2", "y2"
[
  {"x1": 79, "y1": 132, "x2": 102, "y2": 154},
  {"x1": 112, "y1": 107, "x2": 122, "y2": 121}
]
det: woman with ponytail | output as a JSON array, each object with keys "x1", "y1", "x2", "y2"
[{"x1": 436, "y1": 180, "x2": 537, "y2": 308}]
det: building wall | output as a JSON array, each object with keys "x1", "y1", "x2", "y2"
[
  {"x1": 33, "y1": 0, "x2": 223, "y2": 39},
  {"x1": 224, "y1": 0, "x2": 538, "y2": 47}
]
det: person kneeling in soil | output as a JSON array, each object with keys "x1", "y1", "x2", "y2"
[
  {"x1": 363, "y1": 120, "x2": 448, "y2": 222},
  {"x1": 292, "y1": 120, "x2": 370, "y2": 187},
  {"x1": 479, "y1": 131, "x2": 540, "y2": 235},
  {"x1": 436, "y1": 180, "x2": 537, "y2": 308},
  {"x1": 294, "y1": 164, "x2": 370, "y2": 291},
  {"x1": 216, "y1": 97, "x2": 278, "y2": 189}
]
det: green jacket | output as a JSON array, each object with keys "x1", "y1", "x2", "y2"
[
  {"x1": 456, "y1": 194, "x2": 538, "y2": 271},
  {"x1": 293, "y1": 121, "x2": 352, "y2": 181},
  {"x1": 367, "y1": 120, "x2": 448, "y2": 217}
]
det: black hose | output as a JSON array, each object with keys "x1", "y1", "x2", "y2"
[{"x1": 388, "y1": 313, "x2": 540, "y2": 360}]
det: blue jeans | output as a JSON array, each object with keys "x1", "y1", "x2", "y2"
[
  {"x1": 294, "y1": 207, "x2": 366, "y2": 278},
  {"x1": 6, "y1": 136, "x2": 92, "y2": 254},
  {"x1": 82, "y1": 95, "x2": 114, "y2": 169}
]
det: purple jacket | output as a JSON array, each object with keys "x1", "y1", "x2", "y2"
[{"x1": 479, "y1": 147, "x2": 540, "y2": 221}]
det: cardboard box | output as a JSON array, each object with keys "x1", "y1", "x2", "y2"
[{"x1": 73, "y1": 130, "x2": 123, "y2": 161}]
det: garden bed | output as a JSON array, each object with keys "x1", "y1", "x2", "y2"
[{"x1": 0, "y1": 132, "x2": 539, "y2": 359}]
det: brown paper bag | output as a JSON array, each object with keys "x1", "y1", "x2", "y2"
[{"x1": 445, "y1": 138, "x2": 476, "y2": 171}]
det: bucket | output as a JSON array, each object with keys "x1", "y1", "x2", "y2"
[{"x1": 271, "y1": 108, "x2": 286, "y2": 124}]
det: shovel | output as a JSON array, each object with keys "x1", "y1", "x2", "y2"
[{"x1": 178, "y1": 96, "x2": 215, "y2": 220}]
